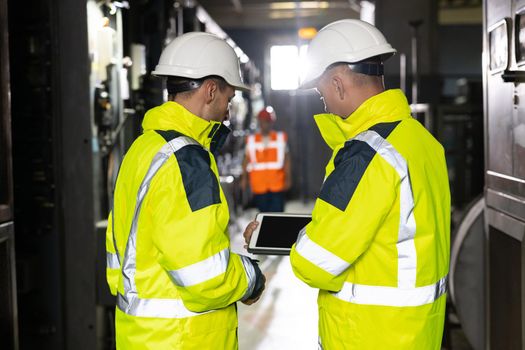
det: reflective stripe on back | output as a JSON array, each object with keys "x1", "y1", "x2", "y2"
[
  {"x1": 117, "y1": 292, "x2": 208, "y2": 318},
  {"x1": 331, "y1": 276, "x2": 447, "y2": 307},
  {"x1": 118, "y1": 135, "x2": 214, "y2": 318},
  {"x1": 296, "y1": 122, "x2": 445, "y2": 307},
  {"x1": 353, "y1": 130, "x2": 417, "y2": 288}
]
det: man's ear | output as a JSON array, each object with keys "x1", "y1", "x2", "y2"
[
  {"x1": 331, "y1": 75, "x2": 345, "y2": 101},
  {"x1": 204, "y1": 80, "x2": 218, "y2": 104}
]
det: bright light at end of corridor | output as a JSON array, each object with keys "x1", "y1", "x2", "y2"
[{"x1": 270, "y1": 44, "x2": 309, "y2": 90}]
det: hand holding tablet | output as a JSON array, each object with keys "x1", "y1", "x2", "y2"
[{"x1": 245, "y1": 213, "x2": 312, "y2": 255}]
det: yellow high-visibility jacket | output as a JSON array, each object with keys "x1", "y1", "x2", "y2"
[
  {"x1": 106, "y1": 101, "x2": 260, "y2": 349},
  {"x1": 290, "y1": 89, "x2": 450, "y2": 350}
]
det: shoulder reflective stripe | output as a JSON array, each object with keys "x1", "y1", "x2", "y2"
[
  {"x1": 168, "y1": 249, "x2": 229, "y2": 287},
  {"x1": 119, "y1": 138, "x2": 218, "y2": 319},
  {"x1": 117, "y1": 293, "x2": 209, "y2": 318},
  {"x1": 295, "y1": 227, "x2": 350, "y2": 276},
  {"x1": 239, "y1": 255, "x2": 257, "y2": 301},
  {"x1": 354, "y1": 130, "x2": 417, "y2": 288},
  {"x1": 122, "y1": 143, "x2": 172, "y2": 297},
  {"x1": 107, "y1": 252, "x2": 120, "y2": 269},
  {"x1": 168, "y1": 136, "x2": 199, "y2": 153},
  {"x1": 331, "y1": 275, "x2": 447, "y2": 307}
]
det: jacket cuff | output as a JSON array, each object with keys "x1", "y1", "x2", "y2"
[{"x1": 239, "y1": 255, "x2": 257, "y2": 301}]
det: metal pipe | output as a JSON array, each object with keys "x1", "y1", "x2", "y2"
[
  {"x1": 409, "y1": 20, "x2": 423, "y2": 105},
  {"x1": 400, "y1": 53, "x2": 406, "y2": 94}
]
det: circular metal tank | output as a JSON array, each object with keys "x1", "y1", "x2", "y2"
[{"x1": 450, "y1": 195, "x2": 485, "y2": 350}]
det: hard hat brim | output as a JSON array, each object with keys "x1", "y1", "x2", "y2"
[{"x1": 153, "y1": 67, "x2": 251, "y2": 92}]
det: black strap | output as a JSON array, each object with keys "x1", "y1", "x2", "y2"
[
  {"x1": 348, "y1": 63, "x2": 384, "y2": 76},
  {"x1": 166, "y1": 79, "x2": 204, "y2": 94}
]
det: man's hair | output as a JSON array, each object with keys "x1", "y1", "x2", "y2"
[
  {"x1": 167, "y1": 76, "x2": 229, "y2": 100},
  {"x1": 326, "y1": 56, "x2": 384, "y2": 87}
]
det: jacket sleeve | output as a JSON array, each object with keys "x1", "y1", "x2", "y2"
[
  {"x1": 148, "y1": 145, "x2": 262, "y2": 313},
  {"x1": 290, "y1": 141, "x2": 398, "y2": 292},
  {"x1": 105, "y1": 211, "x2": 120, "y2": 296}
]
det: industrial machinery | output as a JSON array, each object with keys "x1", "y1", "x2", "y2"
[
  {"x1": 483, "y1": 0, "x2": 525, "y2": 348},
  {"x1": 4, "y1": 0, "x2": 261, "y2": 348},
  {"x1": 450, "y1": 196, "x2": 485, "y2": 350},
  {"x1": 0, "y1": 0, "x2": 18, "y2": 348}
]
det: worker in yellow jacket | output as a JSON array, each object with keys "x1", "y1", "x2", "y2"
[
  {"x1": 106, "y1": 32, "x2": 265, "y2": 349},
  {"x1": 245, "y1": 19, "x2": 450, "y2": 349}
]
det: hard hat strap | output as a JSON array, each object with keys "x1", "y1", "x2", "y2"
[
  {"x1": 348, "y1": 63, "x2": 384, "y2": 76},
  {"x1": 166, "y1": 79, "x2": 204, "y2": 94}
]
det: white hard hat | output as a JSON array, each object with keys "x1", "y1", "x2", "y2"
[
  {"x1": 300, "y1": 19, "x2": 396, "y2": 89},
  {"x1": 153, "y1": 32, "x2": 250, "y2": 91}
]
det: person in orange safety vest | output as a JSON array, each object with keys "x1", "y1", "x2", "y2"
[{"x1": 241, "y1": 106, "x2": 291, "y2": 212}]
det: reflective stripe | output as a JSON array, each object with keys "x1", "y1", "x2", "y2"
[
  {"x1": 246, "y1": 132, "x2": 286, "y2": 172},
  {"x1": 295, "y1": 227, "x2": 350, "y2": 276},
  {"x1": 117, "y1": 293, "x2": 207, "y2": 318},
  {"x1": 331, "y1": 275, "x2": 447, "y2": 307},
  {"x1": 247, "y1": 162, "x2": 286, "y2": 171},
  {"x1": 300, "y1": 126, "x2": 426, "y2": 307},
  {"x1": 354, "y1": 130, "x2": 417, "y2": 288},
  {"x1": 168, "y1": 249, "x2": 230, "y2": 287},
  {"x1": 119, "y1": 136, "x2": 214, "y2": 319},
  {"x1": 107, "y1": 252, "x2": 121, "y2": 269},
  {"x1": 111, "y1": 209, "x2": 120, "y2": 267},
  {"x1": 239, "y1": 255, "x2": 257, "y2": 301}
]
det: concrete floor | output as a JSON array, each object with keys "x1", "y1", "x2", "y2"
[
  {"x1": 230, "y1": 200, "x2": 318, "y2": 350},
  {"x1": 229, "y1": 200, "x2": 474, "y2": 350}
]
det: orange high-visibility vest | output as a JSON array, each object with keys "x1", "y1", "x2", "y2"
[{"x1": 246, "y1": 131, "x2": 287, "y2": 194}]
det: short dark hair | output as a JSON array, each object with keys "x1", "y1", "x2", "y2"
[{"x1": 166, "y1": 76, "x2": 228, "y2": 100}]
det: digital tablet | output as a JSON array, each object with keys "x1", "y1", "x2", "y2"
[{"x1": 247, "y1": 213, "x2": 312, "y2": 255}]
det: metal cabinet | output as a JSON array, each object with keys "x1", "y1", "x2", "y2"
[{"x1": 484, "y1": 0, "x2": 525, "y2": 348}]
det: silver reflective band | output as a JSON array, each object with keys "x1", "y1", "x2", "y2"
[
  {"x1": 117, "y1": 293, "x2": 208, "y2": 319},
  {"x1": 119, "y1": 136, "x2": 215, "y2": 319},
  {"x1": 106, "y1": 252, "x2": 121, "y2": 269},
  {"x1": 168, "y1": 249, "x2": 230, "y2": 287},
  {"x1": 331, "y1": 276, "x2": 448, "y2": 307},
  {"x1": 295, "y1": 227, "x2": 350, "y2": 276},
  {"x1": 239, "y1": 255, "x2": 257, "y2": 301},
  {"x1": 354, "y1": 130, "x2": 417, "y2": 289},
  {"x1": 331, "y1": 276, "x2": 447, "y2": 307}
]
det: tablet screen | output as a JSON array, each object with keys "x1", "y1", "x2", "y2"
[{"x1": 257, "y1": 215, "x2": 312, "y2": 248}]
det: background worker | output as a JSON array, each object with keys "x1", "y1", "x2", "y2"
[
  {"x1": 241, "y1": 106, "x2": 291, "y2": 212},
  {"x1": 245, "y1": 19, "x2": 450, "y2": 349},
  {"x1": 106, "y1": 32, "x2": 265, "y2": 349}
]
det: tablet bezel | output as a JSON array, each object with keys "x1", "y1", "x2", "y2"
[{"x1": 247, "y1": 212, "x2": 311, "y2": 255}]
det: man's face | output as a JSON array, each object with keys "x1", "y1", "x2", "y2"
[
  {"x1": 259, "y1": 119, "x2": 273, "y2": 134},
  {"x1": 209, "y1": 85, "x2": 235, "y2": 123}
]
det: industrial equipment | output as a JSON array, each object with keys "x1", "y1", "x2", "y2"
[
  {"x1": 450, "y1": 196, "x2": 485, "y2": 350},
  {"x1": 483, "y1": 0, "x2": 525, "y2": 348},
  {"x1": 0, "y1": 0, "x2": 18, "y2": 348}
]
